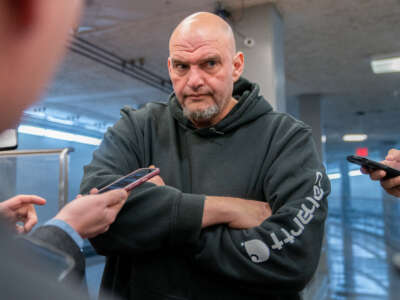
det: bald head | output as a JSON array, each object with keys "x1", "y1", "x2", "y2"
[
  {"x1": 167, "y1": 12, "x2": 244, "y2": 128},
  {"x1": 169, "y1": 12, "x2": 236, "y2": 56}
]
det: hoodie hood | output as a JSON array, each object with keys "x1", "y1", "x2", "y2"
[{"x1": 168, "y1": 77, "x2": 273, "y2": 137}]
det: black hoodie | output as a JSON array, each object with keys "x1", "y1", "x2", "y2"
[{"x1": 81, "y1": 78, "x2": 330, "y2": 300}]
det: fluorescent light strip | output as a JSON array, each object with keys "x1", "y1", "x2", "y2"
[
  {"x1": 47, "y1": 116, "x2": 75, "y2": 126},
  {"x1": 18, "y1": 125, "x2": 101, "y2": 146},
  {"x1": 342, "y1": 134, "x2": 368, "y2": 142},
  {"x1": 371, "y1": 56, "x2": 400, "y2": 74},
  {"x1": 328, "y1": 173, "x2": 341, "y2": 180},
  {"x1": 348, "y1": 170, "x2": 363, "y2": 177},
  {"x1": 328, "y1": 170, "x2": 364, "y2": 180}
]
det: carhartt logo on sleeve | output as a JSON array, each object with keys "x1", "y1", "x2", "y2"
[
  {"x1": 243, "y1": 239, "x2": 270, "y2": 263},
  {"x1": 242, "y1": 171, "x2": 326, "y2": 263}
]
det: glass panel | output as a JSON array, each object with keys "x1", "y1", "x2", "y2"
[{"x1": 0, "y1": 153, "x2": 66, "y2": 229}]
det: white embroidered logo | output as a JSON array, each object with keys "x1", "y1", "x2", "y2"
[
  {"x1": 244, "y1": 240, "x2": 270, "y2": 263},
  {"x1": 243, "y1": 171, "x2": 325, "y2": 263}
]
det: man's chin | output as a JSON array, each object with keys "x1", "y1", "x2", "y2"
[{"x1": 183, "y1": 105, "x2": 220, "y2": 124}]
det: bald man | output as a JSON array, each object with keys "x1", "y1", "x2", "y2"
[
  {"x1": 0, "y1": 1, "x2": 128, "y2": 298},
  {"x1": 81, "y1": 12, "x2": 330, "y2": 300}
]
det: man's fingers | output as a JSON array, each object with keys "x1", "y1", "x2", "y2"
[
  {"x1": 4, "y1": 195, "x2": 46, "y2": 209},
  {"x1": 90, "y1": 188, "x2": 99, "y2": 195},
  {"x1": 370, "y1": 170, "x2": 386, "y2": 180},
  {"x1": 23, "y1": 210, "x2": 38, "y2": 233},
  {"x1": 387, "y1": 149, "x2": 400, "y2": 161},
  {"x1": 381, "y1": 176, "x2": 400, "y2": 190},
  {"x1": 386, "y1": 187, "x2": 400, "y2": 198},
  {"x1": 102, "y1": 189, "x2": 128, "y2": 207}
]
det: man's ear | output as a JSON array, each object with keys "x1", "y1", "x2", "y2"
[
  {"x1": 167, "y1": 57, "x2": 173, "y2": 77},
  {"x1": 232, "y1": 52, "x2": 244, "y2": 82}
]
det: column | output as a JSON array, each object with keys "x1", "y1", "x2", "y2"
[
  {"x1": 234, "y1": 3, "x2": 286, "y2": 112},
  {"x1": 298, "y1": 94, "x2": 323, "y2": 160}
]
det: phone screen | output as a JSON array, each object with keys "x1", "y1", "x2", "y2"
[{"x1": 99, "y1": 168, "x2": 159, "y2": 193}]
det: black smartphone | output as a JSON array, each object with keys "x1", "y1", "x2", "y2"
[
  {"x1": 347, "y1": 155, "x2": 400, "y2": 180},
  {"x1": 98, "y1": 167, "x2": 160, "y2": 193}
]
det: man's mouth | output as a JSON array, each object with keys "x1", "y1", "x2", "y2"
[{"x1": 185, "y1": 94, "x2": 209, "y2": 100}]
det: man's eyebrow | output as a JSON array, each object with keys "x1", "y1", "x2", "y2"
[
  {"x1": 170, "y1": 55, "x2": 221, "y2": 65},
  {"x1": 199, "y1": 55, "x2": 221, "y2": 64},
  {"x1": 170, "y1": 58, "x2": 187, "y2": 65}
]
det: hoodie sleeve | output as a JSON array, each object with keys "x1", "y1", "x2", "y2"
[
  {"x1": 80, "y1": 108, "x2": 204, "y2": 256},
  {"x1": 190, "y1": 124, "x2": 330, "y2": 292}
]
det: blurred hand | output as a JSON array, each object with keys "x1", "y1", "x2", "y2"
[
  {"x1": 361, "y1": 149, "x2": 400, "y2": 198},
  {"x1": 54, "y1": 189, "x2": 128, "y2": 239},
  {"x1": 0, "y1": 195, "x2": 46, "y2": 234}
]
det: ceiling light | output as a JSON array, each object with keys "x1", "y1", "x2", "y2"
[
  {"x1": 47, "y1": 116, "x2": 75, "y2": 126},
  {"x1": 371, "y1": 55, "x2": 400, "y2": 74},
  {"x1": 342, "y1": 134, "x2": 368, "y2": 142},
  {"x1": 348, "y1": 170, "x2": 363, "y2": 177},
  {"x1": 328, "y1": 173, "x2": 341, "y2": 180}
]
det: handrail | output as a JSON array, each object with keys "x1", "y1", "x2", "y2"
[
  {"x1": 0, "y1": 148, "x2": 74, "y2": 156},
  {"x1": 0, "y1": 148, "x2": 74, "y2": 209}
]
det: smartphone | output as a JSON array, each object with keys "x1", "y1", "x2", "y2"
[
  {"x1": 98, "y1": 167, "x2": 160, "y2": 193},
  {"x1": 347, "y1": 155, "x2": 400, "y2": 179}
]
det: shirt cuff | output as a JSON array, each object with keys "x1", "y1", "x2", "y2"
[{"x1": 44, "y1": 219, "x2": 84, "y2": 250}]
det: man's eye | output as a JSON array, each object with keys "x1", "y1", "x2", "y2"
[
  {"x1": 206, "y1": 60, "x2": 217, "y2": 68},
  {"x1": 175, "y1": 64, "x2": 188, "y2": 70}
]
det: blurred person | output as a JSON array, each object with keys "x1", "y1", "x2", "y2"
[
  {"x1": 81, "y1": 12, "x2": 330, "y2": 300},
  {"x1": 0, "y1": 0, "x2": 127, "y2": 298}
]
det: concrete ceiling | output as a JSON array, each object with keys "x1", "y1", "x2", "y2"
[{"x1": 28, "y1": 0, "x2": 400, "y2": 149}]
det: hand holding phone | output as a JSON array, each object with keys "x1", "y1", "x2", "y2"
[
  {"x1": 347, "y1": 155, "x2": 400, "y2": 180},
  {"x1": 98, "y1": 168, "x2": 160, "y2": 193}
]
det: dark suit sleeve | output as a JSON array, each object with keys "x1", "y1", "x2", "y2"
[
  {"x1": 26, "y1": 225, "x2": 86, "y2": 285},
  {"x1": 0, "y1": 219, "x2": 90, "y2": 300}
]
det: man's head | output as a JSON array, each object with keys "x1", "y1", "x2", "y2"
[
  {"x1": 168, "y1": 12, "x2": 244, "y2": 128},
  {"x1": 0, "y1": 0, "x2": 83, "y2": 132}
]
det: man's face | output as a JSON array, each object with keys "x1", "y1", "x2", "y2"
[{"x1": 168, "y1": 34, "x2": 239, "y2": 125}]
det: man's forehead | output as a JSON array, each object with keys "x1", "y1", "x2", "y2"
[{"x1": 170, "y1": 52, "x2": 221, "y2": 64}]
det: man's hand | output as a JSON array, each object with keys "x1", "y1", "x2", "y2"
[
  {"x1": 148, "y1": 165, "x2": 165, "y2": 186},
  {"x1": 0, "y1": 195, "x2": 46, "y2": 234},
  {"x1": 54, "y1": 189, "x2": 128, "y2": 239},
  {"x1": 362, "y1": 149, "x2": 400, "y2": 197},
  {"x1": 202, "y1": 196, "x2": 272, "y2": 229}
]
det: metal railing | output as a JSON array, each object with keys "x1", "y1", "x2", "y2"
[{"x1": 0, "y1": 148, "x2": 74, "y2": 209}]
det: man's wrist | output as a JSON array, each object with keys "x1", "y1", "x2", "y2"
[
  {"x1": 202, "y1": 196, "x2": 235, "y2": 228},
  {"x1": 44, "y1": 218, "x2": 84, "y2": 249}
]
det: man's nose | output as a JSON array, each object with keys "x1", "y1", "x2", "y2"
[{"x1": 187, "y1": 67, "x2": 204, "y2": 90}]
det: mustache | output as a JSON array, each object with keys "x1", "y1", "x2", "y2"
[{"x1": 183, "y1": 91, "x2": 212, "y2": 98}]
